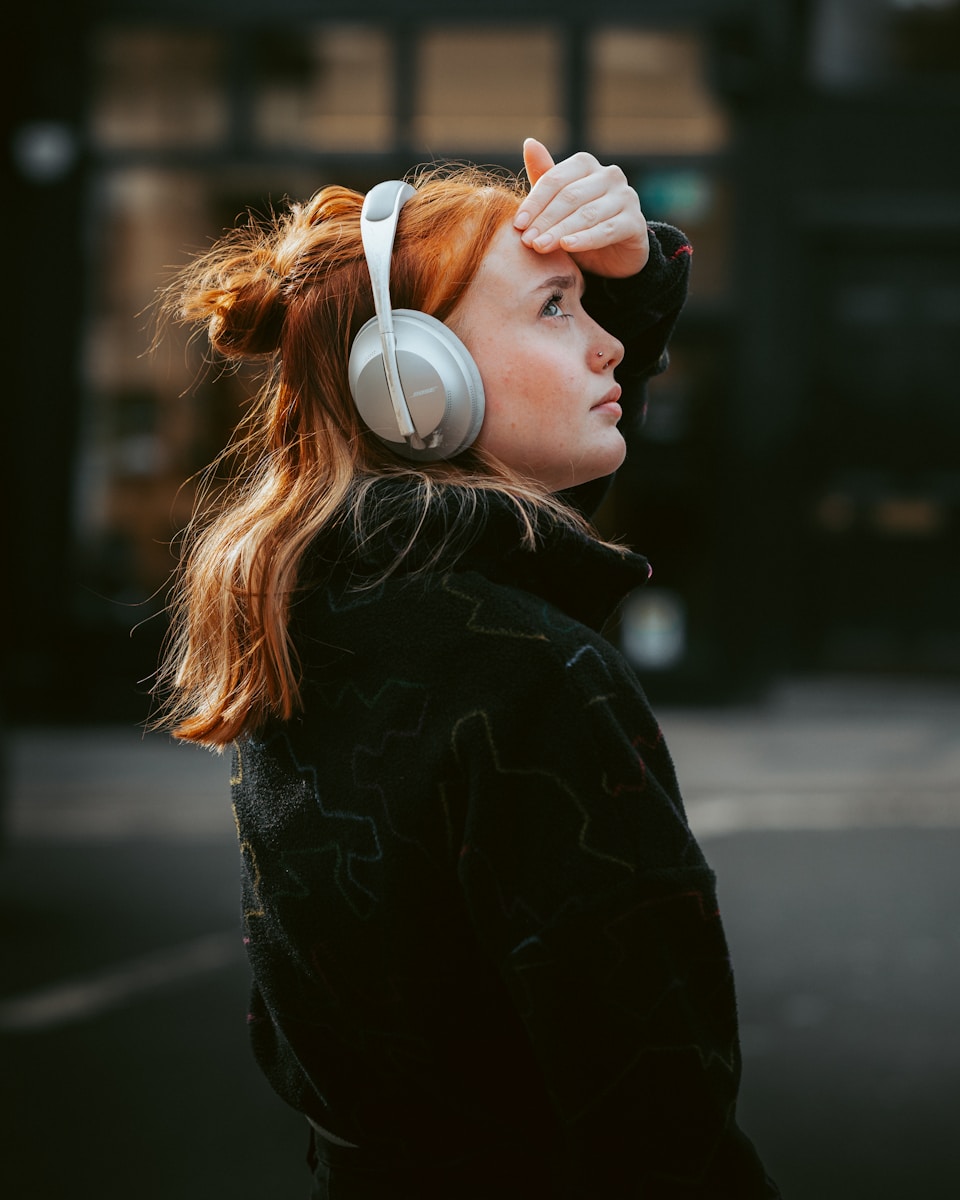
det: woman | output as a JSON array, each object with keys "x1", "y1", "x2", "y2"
[{"x1": 157, "y1": 139, "x2": 779, "y2": 1198}]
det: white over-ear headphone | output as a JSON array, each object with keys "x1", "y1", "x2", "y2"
[{"x1": 347, "y1": 180, "x2": 485, "y2": 462}]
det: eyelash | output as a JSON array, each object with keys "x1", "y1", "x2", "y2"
[{"x1": 541, "y1": 291, "x2": 571, "y2": 320}]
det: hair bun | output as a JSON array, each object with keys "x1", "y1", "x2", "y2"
[{"x1": 207, "y1": 273, "x2": 286, "y2": 359}]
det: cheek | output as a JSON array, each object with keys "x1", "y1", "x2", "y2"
[
  {"x1": 481, "y1": 347, "x2": 566, "y2": 408},
  {"x1": 473, "y1": 347, "x2": 526, "y2": 418},
  {"x1": 466, "y1": 332, "x2": 578, "y2": 445}
]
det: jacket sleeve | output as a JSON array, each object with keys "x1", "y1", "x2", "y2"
[
  {"x1": 567, "y1": 221, "x2": 692, "y2": 517},
  {"x1": 454, "y1": 637, "x2": 779, "y2": 1198}
]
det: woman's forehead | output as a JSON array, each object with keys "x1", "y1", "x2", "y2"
[{"x1": 474, "y1": 221, "x2": 583, "y2": 292}]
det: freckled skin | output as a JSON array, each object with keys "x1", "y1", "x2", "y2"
[{"x1": 452, "y1": 222, "x2": 626, "y2": 493}]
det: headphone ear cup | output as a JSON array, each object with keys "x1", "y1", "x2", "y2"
[{"x1": 348, "y1": 310, "x2": 484, "y2": 462}]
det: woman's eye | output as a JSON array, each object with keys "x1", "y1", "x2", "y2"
[{"x1": 541, "y1": 292, "x2": 566, "y2": 318}]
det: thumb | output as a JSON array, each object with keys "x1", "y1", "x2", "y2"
[{"x1": 523, "y1": 137, "x2": 556, "y2": 186}]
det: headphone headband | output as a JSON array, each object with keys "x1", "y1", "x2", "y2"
[{"x1": 359, "y1": 181, "x2": 419, "y2": 445}]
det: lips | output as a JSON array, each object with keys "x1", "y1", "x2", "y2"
[{"x1": 591, "y1": 383, "x2": 622, "y2": 414}]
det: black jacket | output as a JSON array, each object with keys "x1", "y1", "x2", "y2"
[{"x1": 231, "y1": 226, "x2": 780, "y2": 1197}]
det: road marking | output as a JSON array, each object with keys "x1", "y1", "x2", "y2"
[
  {"x1": 688, "y1": 789, "x2": 960, "y2": 838},
  {"x1": 0, "y1": 931, "x2": 244, "y2": 1033}
]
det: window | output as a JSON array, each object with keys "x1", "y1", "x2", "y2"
[
  {"x1": 588, "y1": 30, "x2": 728, "y2": 155},
  {"x1": 90, "y1": 30, "x2": 227, "y2": 149},
  {"x1": 413, "y1": 27, "x2": 565, "y2": 151},
  {"x1": 254, "y1": 26, "x2": 394, "y2": 151}
]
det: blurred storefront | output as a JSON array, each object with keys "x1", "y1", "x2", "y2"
[{"x1": 5, "y1": 0, "x2": 960, "y2": 721}]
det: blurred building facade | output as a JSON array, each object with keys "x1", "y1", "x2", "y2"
[{"x1": 6, "y1": 0, "x2": 960, "y2": 721}]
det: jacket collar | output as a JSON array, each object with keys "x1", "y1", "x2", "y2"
[
  {"x1": 453, "y1": 499, "x2": 650, "y2": 633},
  {"x1": 327, "y1": 480, "x2": 650, "y2": 634}
]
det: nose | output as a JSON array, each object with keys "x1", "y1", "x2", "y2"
[
  {"x1": 591, "y1": 335, "x2": 624, "y2": 373},
  {"x1": 587, "y1": 311, "x2": 624, "y2": 372}
]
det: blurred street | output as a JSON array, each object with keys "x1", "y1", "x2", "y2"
[{"x1": 1, "y1": 673, "x2": 959, "y2": 1199}]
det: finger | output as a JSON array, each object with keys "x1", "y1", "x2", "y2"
[
  {"x1": 515, "y1": 139, "x2": 556, "y2": 231},
  {"x1": 554, "y1": 210, "x2": 640, "y2": 255},
  {"x1": 544, "y1": 205, "x2": 633, "y2": 256},
  {"x1": 522, "y1": 137, "x2": 555, "y2": 187}
]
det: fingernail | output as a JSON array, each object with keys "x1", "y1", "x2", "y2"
[
  {"x1": 521, "y1": 227, "x2": 539, "y2": 245},
  {"x1": 514, "y1": 210, "x2": 531, "y2": 231},
  {"x1": 533, "y1": 232, "x2": 553, "y2": 250},
  {"x1": 560, "y1": 234, "x2": 578, "y2": 249}
]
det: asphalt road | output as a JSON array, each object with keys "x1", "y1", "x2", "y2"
[{"x1": 1, "y1": 674, "x2": 958, "y2": 1198}]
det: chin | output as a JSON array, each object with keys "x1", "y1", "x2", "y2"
[{"x1": 569, "y1": 437, "x2": 627, "y2": 489}]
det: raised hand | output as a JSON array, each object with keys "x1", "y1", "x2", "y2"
[{"x1": 514, "y1": 138, "x2": 650, "y2": 279}]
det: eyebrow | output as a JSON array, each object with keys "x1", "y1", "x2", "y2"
[{"x1": 535, "y1": 272, "x2": 584, "y2": 296}]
